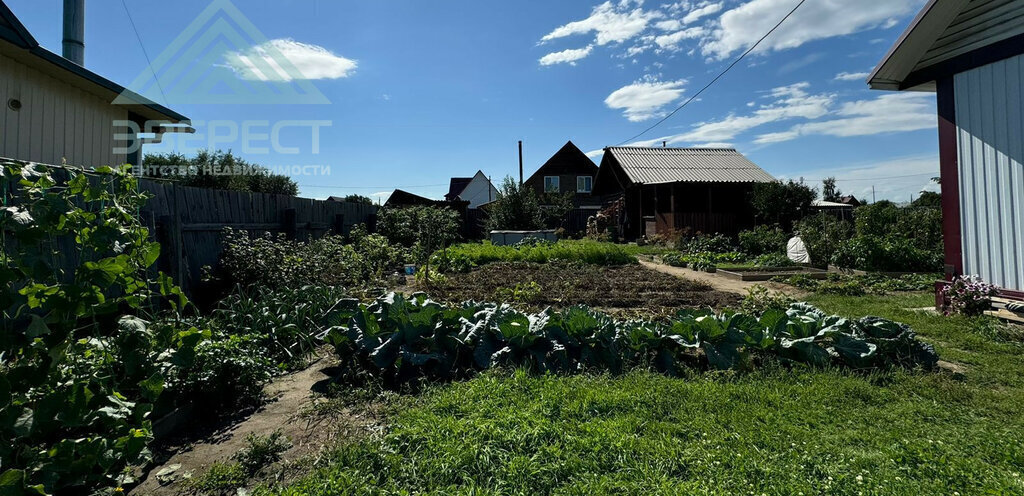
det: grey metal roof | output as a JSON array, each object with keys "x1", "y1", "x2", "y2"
[{"x1": 605, "y1": 147, "x2": 775, "y2": 185}]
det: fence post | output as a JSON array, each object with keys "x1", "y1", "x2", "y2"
[
  {"x1": 367, "y1": 213, "x2": 378, "y2": 233},
  {"x1": 333, "y1": 214, "x2": 345, "y2": 236},
  {"x1": 283, "y1": 208, "x2": 297, "y2": 240},
  {"x1": 158, "y1": 214, "x2": 185, "y2": 287}
]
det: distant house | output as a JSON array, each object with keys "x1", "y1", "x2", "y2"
[
  {"x1": 837, "y1": 195, "x2": 862, "y2": 207},
  {"x1": 525, "y1": 141, "x2": 601, "y2": 206},
  {"x1": 593, "y1": 147, "x2": 775, "y2": 240},
  {"x1": 444, "y1": 170, "x2": 498, "y2": 209},
  {"x1": 869, "y1": 0, "x2": 1024, "y2": 303},
  {"x1": 524, "y1": 141, "x2": 602, "y2": 233},
  {"x1": 0, "y1": 2, "x2": 191, "y2": 167}
]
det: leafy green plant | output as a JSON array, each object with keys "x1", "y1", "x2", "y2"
[
  {"x1": 0, "y1": 160, "x2": 196, "y2": 493},
  {"x1": 191, "y1": 461, "x2": 248, "y2": 493},
  {"x1": 234, "y1": 430, "x2": 292, "y2": 474},
  {"x1": 218, "y1": 229, "x2": 407, "y2": 290},
  {"x1": 324, "y1": 292, "x2": 938, "y2": 388},
  {"x1": 741, "y1": 285, "x2": 795, "y2": 314},
  {"x1": 679, "y1": 233, "x2": 733, "y2": 254},
  {"x1": 486, "y1": 176, "x2": 544, "y2": 231},
  {"x1": 493, "y1": 281, "x2": 543, "y2": 305},
  {"x1": 442, "y1": 240, "x2": 636, "y2": 268},
  {"x1": 738, "y1": 225, "x2": 788, "y2": 256}
]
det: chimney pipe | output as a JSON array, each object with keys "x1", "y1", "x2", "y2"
[
  {"x1": 62, "y1": 0, "x2": 85, "y2": 66},
  {"x1": 518, "y1": 140, "x2": 524, "y2": 185},
  {"x1": 662, "y1": 141, "x2": 667, "y2": 148}
]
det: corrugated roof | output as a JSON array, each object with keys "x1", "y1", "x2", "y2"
[{"x1": 605, "y1": 147, "x2": 775, "y2": 185}]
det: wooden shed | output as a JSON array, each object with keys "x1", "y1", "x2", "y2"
[
  {"x1": 869, "y1": 0, "x2": 1024, "y2": 304},
  {"x1": 593, "y1": 147, "x2": 775, "y2": 240}
]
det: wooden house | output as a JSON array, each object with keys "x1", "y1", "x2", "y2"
[
  {"x1": 0, "y1": 2, "x2": 191, "y2": 168},
  {"x1": 444, "y1": 170, "x2": 498, "y2": 209},
  {"x1": 592, "y1": 147, "x2": 775, "y2": 240},
  {"x1": 524, "y1": 141, "x2": 602, "y2": 233},
  {"x1": 869, "y1": 0, "x2": 1024, "y2": 305}
]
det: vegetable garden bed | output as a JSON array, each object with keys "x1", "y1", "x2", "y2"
[
  {"x1": 424, "y1": 261, "x2": 740, "y2": 317},
  {"x1": 718, "y1": 266, "x2": 829, "y2": 282}
]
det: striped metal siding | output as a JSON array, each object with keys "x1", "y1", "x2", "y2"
[
  {"x1": 954, "y1": 53, "x2": 1024, "y2": 290},
  {"x1": 0, "y1": 52, "x2": 129, "y2": 167},
  {"x1": 916, "y1": 0, "x2": 1024, "y2": 72}
]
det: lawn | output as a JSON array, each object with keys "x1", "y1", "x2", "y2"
[{"x1": 271, "y1": 292, "x2": 1024, "y2": 495}]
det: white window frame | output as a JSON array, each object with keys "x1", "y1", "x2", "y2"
[
  {"x1": 577, "y1": 176, "x2": 593, "y2": 193},
  {"x1": 544, "y1": 176, "x2": 560, "y2": 193}
]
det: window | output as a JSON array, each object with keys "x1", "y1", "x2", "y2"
[
  {"x1": 544, "y1": 176, "x2": 560, "y2": 193},
  {"x1": 577, "y1": 176, "x2": 593, "y2": 193}
]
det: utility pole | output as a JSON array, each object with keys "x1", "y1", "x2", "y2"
[
  {"x1": 872, "y1": 185, "x2": 876, "y2": 203},
  {"x1": 518, "y1": 140, "x2": 524, "y2": 186}
]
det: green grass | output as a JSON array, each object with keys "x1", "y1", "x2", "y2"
[
  {"x1": 271, "y1": 292, "x2": 1024, "y2": 495},
  {"x1": 446, "y1": 240, "x2": 638, "y2": 266}
]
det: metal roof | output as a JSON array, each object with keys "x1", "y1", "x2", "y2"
[{"x1": 604, "y1": 147, "x2": 775, "y2": 185}]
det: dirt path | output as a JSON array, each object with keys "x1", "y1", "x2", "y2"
[
  {"x1": 638, "y1": 259, "x2": 808, "y2": 298},
  {"x1": 131, "y1": 355, "x2": 374, "y2": 495}
]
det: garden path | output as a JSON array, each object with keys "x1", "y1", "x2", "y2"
[
  {"x1": 638, "y1": 259, "x2": 807, "y2": 298},
  {"x1": 130, "y1": 354, "x2": 375, "y2": 495}
]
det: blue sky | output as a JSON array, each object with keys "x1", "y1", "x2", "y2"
[{"x1": 9, "y1": 0, "x2": 939, "y2": 203}]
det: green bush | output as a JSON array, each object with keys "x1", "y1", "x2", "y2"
[
  {"x1": 794, "y1": 213, "x2": 854, "y2": 267},
  {"x1": 324, "y1": 293, "x2": 939, "y2": 387},
  {"x1": 679, "y1": 233, "x2": 733, "y2": 254},
  {"x1": 218, "y1": 229, "x2": 407, "y2": 289},
  {"x1": 442, "y1": 240, "x2": 636, "y2": 268},
  {"x1": 831, "y1": 236, "x2": 942, "y2": 272},
  {"x1": 750, "y1": 180, "x2": 817, "y2": 230},
  {"x1": 377, "y1": 205, "x2": 462, "y2": 249},
  {"x1": 738, "y1": 225, "x2": 788, "y2": 256},
  {"x1": 486, "y1": 176, "x2": 544, "y2": 231},
  {"x1": 0, "y1": 161, "x2": 197, "y2": 493}
]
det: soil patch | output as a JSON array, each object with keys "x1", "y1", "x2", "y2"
[
  {"x1": 130, "y1": 352, "x2": 378, "y2": 495},
  {"x1": 424, "y1": 262, "x2": 741, "y2": 318}
]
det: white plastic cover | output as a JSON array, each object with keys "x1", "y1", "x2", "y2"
[{"x1": 787, "y1": 236, "x2": 811, "y2": 264}]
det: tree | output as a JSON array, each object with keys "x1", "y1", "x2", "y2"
[
  {"x1": 750, "y1": 180, "x2": 817, "y2": 231},
  {"x1": 339, "y1": 194, "x2": 374, "y2": 205},
  {"x1": 822, "y1": 177, "x2": 842, "y2": 202},
  {"x1": 538, "y1": 191, "x2": 575, "y2": 230},
  {"x1": 486, "y1": 176, "x2": 544, "y2": 231},
  {"x1": 143, "y1": 149, "x2": 299, "y2": 195},
  {"x1": 912, "y1": 191, "x2": 942, "y2": 209}
]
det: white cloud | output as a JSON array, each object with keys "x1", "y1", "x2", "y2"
[
  {"x1": 682, "y1": 2, "x2": 724, "y2": 24},
  {"x1": 834, "y1": 71, "x2": 871, "y2": 81},
  {"x1": 540, "y1": 45, "x2": 595, "y2": 66},
  {"x1": 633, "y1": 82, "x2": 832, "y2": 145},
  {"x1": 654, "y1": 27, "x2": 706, "y2": 49},
  {"x1": 754, "y1": 92, "x2": 935, "y2": 143},
  {"x1": 781, "y1": 154, "x2": 939, "y2": 203},
  {"x1": 700, "y1": 0, "x2": 921, "y2": 60},
  {"x1": 586, "y1": 149, "x2": 606, "y2": 159},
  {"x1": 223, "y1": 39, "x2": 356, "y2": 81},
  {"x1": 605, "y1": 78, "x2": 687, "y2": 122},
  {"x1": 541, "y1": 1, "x2": 658, "y2": 46},
  {"x1": 655, "y1": 19, "x2": 683, "y2": 31}
]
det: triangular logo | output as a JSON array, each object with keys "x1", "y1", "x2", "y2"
[{"x1": 114, "y1": 0, "x2": 330, "y2": 106}]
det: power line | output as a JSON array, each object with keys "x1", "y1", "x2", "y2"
[
  {"x1": 297, "y1": 183, "x2": 449, "y2": 190},
  {"x1": 796, "y1": 172, "x2": 936, "y2": 182},
  {"x1": 615, "y1": 0, "x2": 808, "y2": 146},
  {"x1": 121, "y1": 0, "x2": 169, "y2": 107}
]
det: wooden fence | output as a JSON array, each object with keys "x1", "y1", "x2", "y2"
[
  {"x1": 137, "y1": 179, "x2": 377, "y2": 296},
  {"x1": 2, "y1": 160, "x2": 377, "y2": 299}
]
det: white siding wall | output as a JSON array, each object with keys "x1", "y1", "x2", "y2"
[
  {"x1": 954, "y1": 53, "x2": 1024, "y2": 291},
  {"x1": 460, "y1": 172, "x2": 499, "y2": 209},
  {"x1": 0, "y1": 52, "x2": 129, "y2": 167}
]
